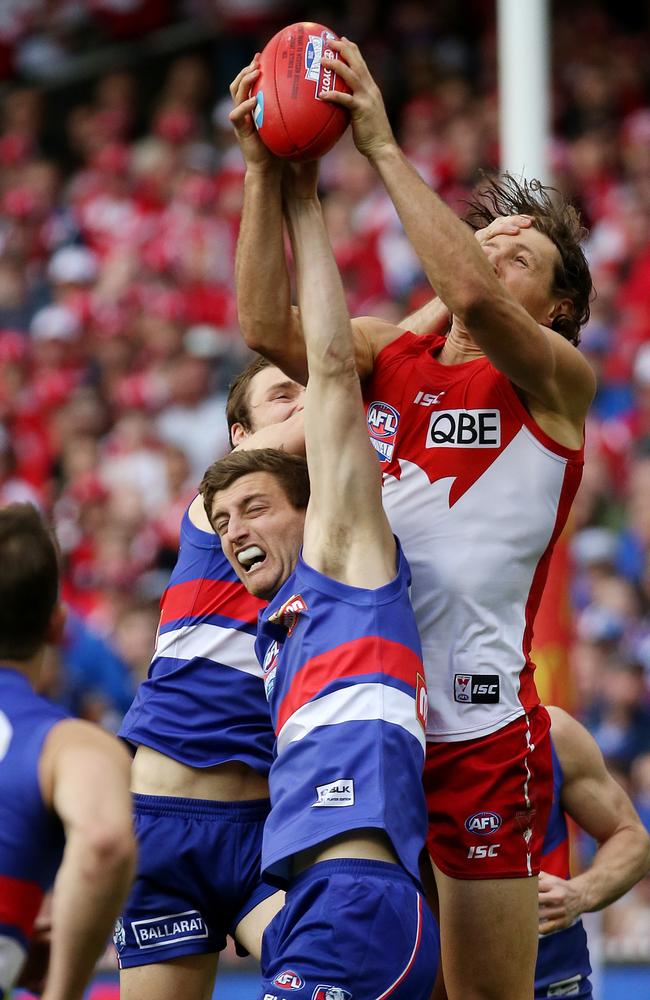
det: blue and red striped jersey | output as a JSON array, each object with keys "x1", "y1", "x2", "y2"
[
  {"x1": 255, "y1": 542, "x2": 428, "y2": 886},
  {"x1": 535, "y1": 737, "x2": 592, "y2": 999},
  {"x1": 119, "y1": 504, "x2": 274, "y2": 774},
  {"x1": 0, "y1": 667, "x2": 67, "y2": 992}
]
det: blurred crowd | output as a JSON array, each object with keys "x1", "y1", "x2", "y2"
[{"x1": 1, "y1": 0, "x2": 649, "y2": 961}]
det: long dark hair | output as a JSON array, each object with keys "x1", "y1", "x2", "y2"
[{"x1": 465, "y1": 173, "x2": 592, "y2": 345}]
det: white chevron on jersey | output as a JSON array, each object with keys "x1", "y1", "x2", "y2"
[
  {"x1": 276, "y1": 682, "x2": 426, "y2": 755},
  {"x1": 383, "y1": 425, "x2": 571, "y2": 742},
  {"x1": 154, "y1": 622, "x2": 263, "y2": 678}
]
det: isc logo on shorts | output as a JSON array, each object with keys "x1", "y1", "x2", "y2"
[
  {"x1": 454, "y1": 674, "x2": 500, "y2": 703},
  {"x1": 426, "y1": 408, "x2": 500, "y2": 448}
]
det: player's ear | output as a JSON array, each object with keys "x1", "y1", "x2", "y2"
[
  {"x1": 548, "y1": 297, "x2": 572, "y2": 326},
  {"x1": 230, "y1": 422, "x2": 248, "y2": 447}
]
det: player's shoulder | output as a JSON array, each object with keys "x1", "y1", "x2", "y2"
[{"x1": 548, "y1": 706, "x2": 601, "y2": 779}]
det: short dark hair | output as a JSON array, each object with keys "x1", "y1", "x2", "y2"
[
  {"x1": 0, "y1": 504, "x2": 59, "y2": 660},
  {"x1": 225, "y1": 355, "x2": 274, "y2": 439},
  {"x1": 464, "y1": 173, "x2": 592, "y2": 346},
  {"x1": 200, "y1": 448, "x2": 310, "y2": 527}
]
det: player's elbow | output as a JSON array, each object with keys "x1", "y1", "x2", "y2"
[{"x1": 76, "y1": 820, "x2": 137, "y2": 881}]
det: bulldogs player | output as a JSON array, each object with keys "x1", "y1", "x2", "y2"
[
  {"x1": 230, "y1": 43, "x2": 596, "y2": 1000},
  {"x1": 0, "y1": 504, "x2": 135, "y2": 1000},
  {"x1": 534, "y1": 706, "x2": 650, "y2": 998},
  {"x1": 200, "y1": 164, "x2": 438, "y2": 999},
  {"x1": 117, "y1": 358, "x2": 304, "y2": 1000}
]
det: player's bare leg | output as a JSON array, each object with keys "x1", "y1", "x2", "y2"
[
  {"x1": 434, "y1": 864, "x2": 537, "y2": 1000},
  {"x1": 120, "y1": 952, "x2": 219, "y2": 1000},
  {"x1": 234, "y1": 889, "x2": 284, "y2": 959}
]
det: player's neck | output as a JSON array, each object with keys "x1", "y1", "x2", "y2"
[
  {"x1": 1, "y1": 652, "x2": 44, "y2": 689},
  {"x1": 439, "y1": 320, "x2": 484, "y2": 365}
]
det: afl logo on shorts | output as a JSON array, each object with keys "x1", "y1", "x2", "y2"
[
  {"x1": 367, "y1": 400, "x2": 400, "y2": 463},
  {"x1": 273, "y1": 970, "x2": 304, "y2": 989},
  {"x1": 465, "y1": 811, "x2": 502, "y2": 836}
]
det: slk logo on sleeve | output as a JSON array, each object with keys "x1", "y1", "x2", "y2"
[
  {"x1": 313, "y1": 779, "x2": 354, "y2": 807},
  {"x1": 132, "y1": 909, "x2": 208, "y2": 949}
]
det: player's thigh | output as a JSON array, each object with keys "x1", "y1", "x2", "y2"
[
  {"x1": 434, "y1": 864, "x2": 538, "y2": 1000},
  {"x1": 120, "y1": 952, "x2": 219, "y2": 1000},
  {"x1": 234, "y1": 889, "x2": 285, "y2": 961}
]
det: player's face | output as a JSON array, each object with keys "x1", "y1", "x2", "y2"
[
  {"x1": 211, "y1": 471, "x2": 305, "y2": 599},
  {"x1": 480, "y1": 226, "x2": 568, "y2": 328},
  {"x1": 246, "y1": 366, "x2": 305, "y2": 434}
]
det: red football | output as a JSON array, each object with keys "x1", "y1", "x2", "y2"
[{"x1": 251, "y1": 22, "x2": 351, "y2": 161}]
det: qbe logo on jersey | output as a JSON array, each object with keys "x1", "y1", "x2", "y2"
[
  {"x1": 426, "y1": 408, "x2": 500, "y2": 448},
  {"x1": 454, "y1": 674, "x2": 500, "y2": 704},
  {"x1": 367, "y1": 400, "x2": 400, "y2": 462}
]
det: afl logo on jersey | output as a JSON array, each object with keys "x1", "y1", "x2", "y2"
[{"x1": 367, "y1": 400, "x2": 400, "y2": 463}]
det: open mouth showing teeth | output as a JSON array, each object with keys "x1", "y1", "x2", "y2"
[{"x1": 237, "y1": 545, "x2": 266, "y2": 572}]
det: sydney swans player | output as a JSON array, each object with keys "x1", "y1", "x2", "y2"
[
  {"x1": 231, "y1": 46, "x2": 596, "y2": 1000},
  {"x1": 200, "y1": 166, "x2": 438, "y2": 1000}
]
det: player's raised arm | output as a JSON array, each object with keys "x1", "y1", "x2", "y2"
[
  {"x1": 320, "y1": 39, "x2": 595, "y2": 422},
  {"x1": 39, "y1": 720, "x2": 136, "y2": 1000},
  {"x1": 538, "y1": 706, "x2": 650, "y2": 935},
  {"x1": 283, "y1": 164, "x2": 395, "y2": 587}
]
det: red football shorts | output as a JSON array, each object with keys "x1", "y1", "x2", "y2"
[{"x1": 424, "y1": 705, "x2": 553, "y2": 880}]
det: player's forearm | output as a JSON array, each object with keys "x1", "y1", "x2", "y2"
[
  {"x1": 236, "y1": 168, "x2": 292, "y2": 353},
  {"x1": 43, "y1": 829, "x2": 135, "y2": 1000},
  {"x1": 368, "y1": 143, "x2": 503, "y2": 324},
  {"x1": 398, "y1": 294, "x2": 449, "y2": 334},
  {"x1": 570, "y1": 826, "x2": 650, "y2": 914},
  {"x1": 285, "y1": 198, "x2": 355, "y2": 375}
]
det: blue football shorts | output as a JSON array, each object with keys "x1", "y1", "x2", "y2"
[
  {"x1": 115, "y1": 793, "x2": 278, "y2": 968},
  {"x1": 258, "y1": 858, "x2": 439, "y2": 1000}
]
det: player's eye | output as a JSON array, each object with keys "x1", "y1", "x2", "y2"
[{"x1": 515, "y1": 256, "x2": 529, "y2": 267}]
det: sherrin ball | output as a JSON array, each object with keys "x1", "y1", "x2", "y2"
[{"x1": 251, "y1": 22, "x2": 351, "y2": 161}]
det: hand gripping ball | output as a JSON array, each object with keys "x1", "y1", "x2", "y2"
[{"x1": 251, "y1": 22, "x2": 351, "y2": 161}]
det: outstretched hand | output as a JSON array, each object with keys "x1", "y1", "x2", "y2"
[
  {"x1": 318, "y1": 38, "x2": 395, "y2": 161},
  {"x1": 229, "y1": 57, "x2": 280, "y2": 172}
]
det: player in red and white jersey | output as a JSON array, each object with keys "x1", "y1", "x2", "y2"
[{"x1": 230, "y1": 46, "x2": 596, "y2": 1000}]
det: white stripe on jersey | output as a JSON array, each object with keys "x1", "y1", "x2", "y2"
[
  {"x1": 154, "y1": 622, "x2": 262, "y2": 678},
  {"x1": 276, "y1": 682, "x2": 426, "y2": 755},
  {"x1": 0, "y1": 934, "x2": 27, "y2": 993}
]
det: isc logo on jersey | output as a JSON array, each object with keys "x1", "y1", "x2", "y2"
[
  {"x1": 426, "y1": 408, "x2": 501, "y2": 449},
  {"x1": 273, "y1": 970, "x2": 304, "y2": 990},
  {"x1": 367, "y1": 400, "x2": 400, "y2": 462}
]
